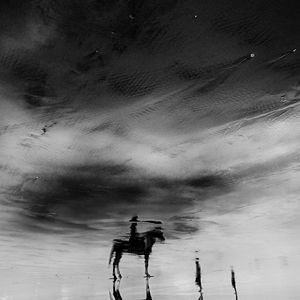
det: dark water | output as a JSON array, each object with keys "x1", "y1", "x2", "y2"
[{"x1": 0, "y1": 0, "x2": 300, "y2": 299}]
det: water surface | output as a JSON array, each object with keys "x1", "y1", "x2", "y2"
[{"x1": 0, "y1": 0, "x2": 300, "y2": 299}]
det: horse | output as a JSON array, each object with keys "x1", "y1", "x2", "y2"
[{"x1": 108, "y1": 221, "x2": 165, "y2": 279}]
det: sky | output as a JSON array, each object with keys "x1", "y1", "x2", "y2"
[{"x1": 0, "y1": 0, "x2": 300, "y2": 299}]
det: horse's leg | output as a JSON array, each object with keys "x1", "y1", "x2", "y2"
[
  {"x1": 144, "y1": 236, "x2": 153, "y2": 278},
  {"x1": 144, "y1": 251, "x2": 151, "y2": 278},
  {"x1": 116, "y1": 262, "x2": 122, "y2": 279},
  {"x1": 112, "y1": 258, "x2": 117, "y2": 280},
  {"x1": 114, "y1": 251, "x2": 123, "y2": 279}
]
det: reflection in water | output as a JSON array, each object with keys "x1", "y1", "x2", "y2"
[
  {"x1": 110, "y1": 278, "x2": 152, "y2": 300},
  {"x1": 109, "y1": 252, "x2": 239, "y2": 300},
  {"x1": 195, "y1": 253, "x2": 240, "y2": 300},
  {"x1": 110, "y1": 254, "x2": 203, "y2": 300},
  {"x1": 231, "y1": 268, "x2": 238, "y2": 300},
  {"x1": 109, "y1": 216, "x2": 165, "y2": 279},
  {"x1": 145, "y1": 278, "x2": 152, "y2": 300},
  {"x1": 0, "y1": 0, "x2": 299, "y2": 299},
  {"x1": 262, "y1": 48, "x2": 297, "y2": 68},
  {"x1": 110, "y1": 280, "x2": 122, "y2": 300},
  {"x1": 195, "y1": 254, "x2": 204, "y2": 300}
]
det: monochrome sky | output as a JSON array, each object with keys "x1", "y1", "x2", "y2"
[{"x1": 0, "y1": 1, "x2": 300, "y2": 299}]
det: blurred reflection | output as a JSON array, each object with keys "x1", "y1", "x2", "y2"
[
  {"x1": 195, "y1": 254, "x2": 204, "y2": 300},
  {"x1": 145, "y1": 278, "x2": 152, "y2": 300},
  {"x1": 110, "y1": 280, "x2": 122, "y2": 300},
  {"x1": 231, "y1": 268, "x2": 238, "y2": 300},
  {"x1": 109, "y1": 278, "x2": 152, "y2": 300},
  {"x1": 109, "y1": 216, "x2": 165, "y2": 279},
  {"x1": 195, "y1": 254, "x2": 239, "y2": 300},
  {"x1": 108, "y1": 254, "x2": 208, "y2": 300}
]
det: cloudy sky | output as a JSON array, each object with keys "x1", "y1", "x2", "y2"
[{"x1": 0, "y1": 0, "x2": 300, "y2": 299}]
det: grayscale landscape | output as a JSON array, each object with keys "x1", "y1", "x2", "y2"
[{"x1": 0, "y1": 0, "x2": 299, "y2": 299}]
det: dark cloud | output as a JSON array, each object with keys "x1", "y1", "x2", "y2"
[
  {"x1": 108, "y1": 70, "x2": 159, "y2": 97},
  {"x1": 172, "y1": 222, "x2": 199, "y2": 234},
  {"x1": 0, "y1": 0, "x2": 299, "y2": 121},
  {"x1": 184, "y1": 175, "x2": 229, "y2": 189},
  {"x1": 210, "y1": 0, "x2": 298, "y2": 48},
  {"x1": 1, "y1": 0, "x2": 300, "y2": 243},
  {"x1": 0, "y1": 1, "x2": 33, "y2": 33},
  {"x1": 267, "y1": 58, "x2": 300, "y2": 78},
  {"x1": 5, "y1": 161, "x2": 233, "y2": 236}
]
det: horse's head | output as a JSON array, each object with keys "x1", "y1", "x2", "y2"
[{"x1": 150, "y1": 227, "x2": 165, "y2": 242}]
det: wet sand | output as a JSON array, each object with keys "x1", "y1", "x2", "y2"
[{"x1": 0, "y1": 0, "x2": 300, "y2": 299}]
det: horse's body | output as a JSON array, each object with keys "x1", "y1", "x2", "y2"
[{"x1": 109, "y1": 226, "x2": 164, "y2": 279}]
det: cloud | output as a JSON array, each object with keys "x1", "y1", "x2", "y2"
[
  {"x1": 0, "y1": 0, "x2": 299, "y2": 242},
  {"x1": 4, "y1": 158, "x2": 232, "y2": 235}
]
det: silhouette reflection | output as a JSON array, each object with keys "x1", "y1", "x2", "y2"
[
  {"x1": 195, "y1": 253, "x2": 204, "y2": 300},
  {"x1": 195, "y1": 254, "x2": 240, "y2": 300},
  {"x1": 231, "y1": 267, "x2": 238, "y2": 300},
  {"x1": 109, "y1": 250, "x2": 239, "y2": 300},
  {"x1": 109, "y1": 216, "x2": 165, "y2": 279},
  {"x1": 145, "y1": 278, "x2": 152, "y2": 300},
  {"x1": 109, "y1": 277, "x2": 152, "y2": 300},
  {"x1": 109, "y1": 280, "x2": 122, "y2": 300}
]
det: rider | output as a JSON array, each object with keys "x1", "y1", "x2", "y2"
[{"x1": 129, "y1": 215, "x2": 139, "y2": 250}]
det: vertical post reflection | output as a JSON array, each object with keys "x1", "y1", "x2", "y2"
[
  {"x1": 231, "y1": 267, "x2": 238, "y2": 300},
  {"x1": 195, "y1": 252, "x2": 204, "y2": 300}
]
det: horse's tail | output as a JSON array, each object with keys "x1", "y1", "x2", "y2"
[{"x1": 108, "y1": 244, "x2": 115, "y2": 266}]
